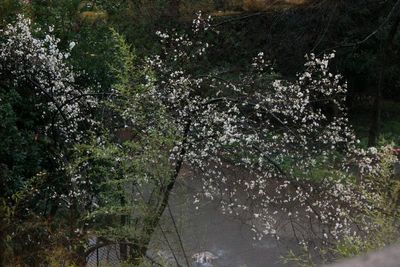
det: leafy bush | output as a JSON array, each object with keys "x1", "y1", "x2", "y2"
[{"x1": 283, "y1": 145, "x2": 400, "y2": 266}]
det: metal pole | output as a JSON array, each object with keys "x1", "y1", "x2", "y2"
[{"x1": 97, "y1": 247, "x2": 99, "y2": 267}]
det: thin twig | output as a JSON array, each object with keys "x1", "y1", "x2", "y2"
[
  {"x1": 318, "y1": 0, "x2": 400, "y2": 55},
  {"x1": 159, "y1": 224, "x2": 182, "y2": 267},
  {"x1": 167, "y1": 204, "x2": 191, "y2": 267}
]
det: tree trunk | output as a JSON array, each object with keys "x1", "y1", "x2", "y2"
[
  {"x1": 120, "y1": 196, "x2": 128, "y2": 262},
  {"x1": 167, "y1": 0, "x2": 181, "y2": 18},
  {"x1": 128, "y1": 121, "x2": 191, "y2": 266},
  {"x1": 129, "y1": 162, "x2": 185, "y2": 266},
  {"x1": 0, "y1": 229, "x2": 5, "y2": 267},
  {"x1": 368, "y1": 75, "x2": 383, "y2": 147}
]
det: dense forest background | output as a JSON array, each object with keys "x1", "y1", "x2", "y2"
[
  {"x1": 1, "y1": 0, "x2": 400, "y2": 266},
  {"x1": 2, "y1": 0, "x2": 399, "y2": 144}
]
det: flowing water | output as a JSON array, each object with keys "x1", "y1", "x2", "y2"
[
  {"x1": 87, "y1": 170, "x2": 300, "y2": 267},
  {"x1": 150, "y1": 178, "x2": 298, "y2": 267}
]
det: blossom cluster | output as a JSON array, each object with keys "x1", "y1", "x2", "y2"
[
  {"x1": 0, "y1": 15, "x2": 96, "y2": 142},
  {"x1": 144, "y1": 12, "x2": 382, "y2": 248}
]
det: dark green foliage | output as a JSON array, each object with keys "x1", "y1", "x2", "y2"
[
  {"x1": 0, "y1": 0, "x2": 20, "y2": 26},
  {"x1": 0, "y1": 7, "x2": 123, "y2": 265},
  {"x1": 0, "y1": 70, "x2": 63, "y2": 267}
]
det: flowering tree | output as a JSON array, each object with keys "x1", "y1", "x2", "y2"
[
  {"x1": 137, "y1": 12, "x2": 382, "y2": 260},
  {"x1": 70, "y1": 12, "x2": 384, "y2": 265},
  {"x1": 0, "y1": 14, "x2": 169, "y2": 265},
  {"x1": 0, "y1": 15, "x2": 98, "y2": 265}
]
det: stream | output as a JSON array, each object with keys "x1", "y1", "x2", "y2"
[
  {"x1": 148, "y1": 176, "x2": 298, "y2": 267},
  {"x1": 87, "y1": 170, "x2": 300, "y2": 267}
]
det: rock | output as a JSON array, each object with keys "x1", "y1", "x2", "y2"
[{"x1": 192, "y1": 251, "x2": 218, "y2": 264}]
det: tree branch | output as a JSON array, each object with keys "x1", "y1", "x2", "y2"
[{"x1": 318, "y1": 0, "x2": 400, "y2": 55}]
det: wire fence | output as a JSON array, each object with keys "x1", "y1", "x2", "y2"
[{"x1": 86, "y1": 242, "x2": 121, "y2": 267}]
